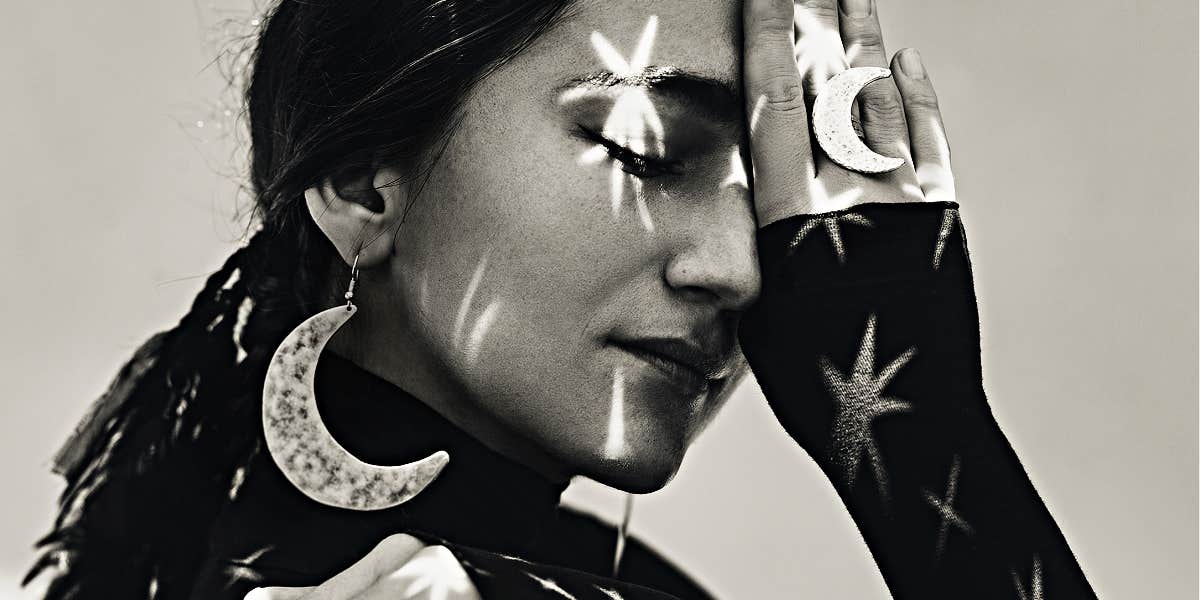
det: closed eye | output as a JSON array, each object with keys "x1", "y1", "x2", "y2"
[{"x1": 573, "y1": 124, "x2": 683, "y2": 178}]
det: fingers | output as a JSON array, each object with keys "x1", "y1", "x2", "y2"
[
  {"x1": 245, "y1": 587, "x2": 314, "y2": 600},
  {"x1": 744, "y1": 0, "x2": 815, "y2": 226},
  {"x1": 892, "y1": 49, "x2": 956, "y2": 203},
  {"x1": 357, "y1": 545, "x2": 481, "y2": 600},
  {"x1": 792, "y1": 0, "x2": 840, "y2": 95},
  {"x1": 838, "y1": 0, "x2": 886, "y2": 65},
  {"x1": 303, "y1": 533, "x2": 426, "y2": 600},
  {"x1": 241, "y1": 537, "x2": 474, "y2": 600},
  {"x1": 837, "y1": 0, "x2": 916, "y2": 175}
]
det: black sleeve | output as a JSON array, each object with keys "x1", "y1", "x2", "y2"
[{"x1": 738, "y1": 201, "x2": 1098, "y2": 599}]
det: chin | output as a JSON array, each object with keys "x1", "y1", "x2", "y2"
[{"x1": 571, "y1": 432, "x2": 690, "y2": 494}]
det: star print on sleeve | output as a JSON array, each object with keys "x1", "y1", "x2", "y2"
[
  {"x1": 789, "y1": 212, "x2": 874, "y2": 264},
  {"x1": 425, "y1": 539, "x2": 685, "y2": 600},
  {"x1": 1012, "y1": 555, "x2": 1044, "y2": 600},
  {"x1": 818, "y1": 314, "x2": 916, "y2": 502},
  {"x1": 932, "y1": 207, "x2": 960, "y2": 270},
  {"x1": 594, "y1": 585, "x2": 626, "y2": 599},
  {"x1": 922, "y1": 454, "x2": 973, "y2": 563},
  {"x1": 740, "y1": 200, "x2": 1098, "y2": 598}
]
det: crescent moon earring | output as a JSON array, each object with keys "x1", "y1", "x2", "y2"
[
  {"x1": 812, "y1": 66, "x2": 907, "y2": 174},
  {"x1": 262, "y1": 253, "x2": 449, "y2": 511}
]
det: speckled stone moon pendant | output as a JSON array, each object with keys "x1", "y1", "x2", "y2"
[
  {"x1": 262, "y1": 304, "x2": 449, "y2": 511},
  {"x1": 812, "y1": 67, "x2": 907, "y2": 174}
]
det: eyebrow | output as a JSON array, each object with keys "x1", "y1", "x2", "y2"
[{"x1": 555, "y1": 66, "x2": 741, "y2": 126}]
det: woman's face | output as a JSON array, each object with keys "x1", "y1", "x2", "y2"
[{"x1": 370, "y1": 0, "x2": 755, "y2": 492}]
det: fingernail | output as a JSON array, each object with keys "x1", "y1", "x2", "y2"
[
  {"x1": 899, "y1": 48, "x2": 925, "y2": 79},
  {"x1": 842, "y1": 0, "x2": 873, "y2": 18}
]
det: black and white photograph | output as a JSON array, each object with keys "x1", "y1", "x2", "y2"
[{"x1": 3, "y1": 1, "x2": 1196, "y2": 598}]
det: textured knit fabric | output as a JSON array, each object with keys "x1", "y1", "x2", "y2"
[
  {"x1": 740, "y1": 201, "x2": 1096, "y2": 599},
  {"x1": 186, "y1": 352, "x2": 712, "y2": 599},
  {"x1": 41, "y1": 200, "x2": 1097, "y2": 599}
]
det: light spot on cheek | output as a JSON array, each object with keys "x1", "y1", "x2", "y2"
[
  {"x1": 452, "y1": 253, "x2": 490, "y2": 349},
  {"x1": 604, "y1": 366, "x2": 627, "y2": 460},
  {"x1": 464, "y1": 301, "x2": 502, "y2": 365},
  {"x1": 448, "y1": 252, "x2": 507, "y2": 367},
  {"x1": 416, "y1": 270, "x2": 430, "y2": 314},
  {"x1": 722, "y1": 147, "x2": 748, "y2": 190},
  {"x1": 579, "y1": 144, "x2": 608, "y2": 165},
  {"x1": 632, "y1": 177, "x2": 654, "y2": 232}
]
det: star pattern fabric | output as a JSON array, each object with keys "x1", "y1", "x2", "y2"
[
  {"x1": 789, "y1": 213, "x2": 875, "y2": 264},
  {"x1": 933, "y1": 207, "x2": 959, "y2": 269},
  {"x1": 42, "y1": 187, "x2": 1107, "y2": 600},
  {"x1": 818, "y1": 314, "x2": 916, "y2": 501},
  {"x1": 1012, "y1": 555, "x2": 1045, "y2": 600},
  {"x1": 923, "y1": 454, "x2": 973, "y2": 562},
  {"x1": 740, "y1": 200, "x2": 1097, "y2": 599}
]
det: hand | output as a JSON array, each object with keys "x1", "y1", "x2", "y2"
[
  {"x1": 244, "y1": 534, "x2": 481, "y2": 600},
  {"x1": 743, "y1": 0, "x2": 955, "y2": 227}
]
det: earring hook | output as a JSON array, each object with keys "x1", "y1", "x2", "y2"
[{"x1": 344, "y1": 253, "x2": 360, "y2": 310}]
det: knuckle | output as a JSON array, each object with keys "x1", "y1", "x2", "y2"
[
  {"x1": 747, "y1": 0, "x2": 798, "y2": 33},
  {"x1": 903, "y1": 88, "x2": 941, "y2": 111},
  {"x1": 861, "y1": 93, "x2": 905, "y2": 122},
  {"x1": 756, "y1": 73, "x2": 807, "y2": 115},
  {"x1": 375, "y1": 533, "x2": 421, "y2": 557},
  {"x1": 796, "y1": 0, "x2": 839, "y2": 22},
  {"x1": 744, "y1": 26, "x2": 793, "y2": 60},
  {"x1": 849, "y1": 25, "x2": 885, "y2": 51},
  {"x1": 915, "y1": 129, "x2": 952, "y2": 160}
]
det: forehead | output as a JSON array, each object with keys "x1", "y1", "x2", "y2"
[{"x1": 522, "y1": 0, "x2": 742, "y2": 92}]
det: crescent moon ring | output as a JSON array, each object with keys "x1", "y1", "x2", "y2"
[
  {"x1": 812, "y1": 66, "x2": 907, "y2": 174},
  {"x1": 262, "y1": 304, "x2": 449, "y2": 511}
]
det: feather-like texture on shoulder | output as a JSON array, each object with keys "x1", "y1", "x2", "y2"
[{"x1": 51, "y1": 333, "x2": 168, "y2": 479}]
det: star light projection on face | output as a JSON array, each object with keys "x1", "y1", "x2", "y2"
[
  {"x1": 561, "y1": 16, "x2": 665, "y2": 233},
  {"x1": 452, "y1": 253, "x2": 503, "y2": 366},
  {"x1": 550, "y1": 14, "x2": 752, "y2": 466},
  {"x1": 562, "y1": 16, "x2": 669, "y2": 463}
]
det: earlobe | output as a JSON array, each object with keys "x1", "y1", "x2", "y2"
[{"x1": 303, "y1": 166, "x2": 410, "y2": 269}]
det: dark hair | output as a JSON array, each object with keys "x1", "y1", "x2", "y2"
[{"x1": 26, "y1": 1, "x2": 577, "y2": 597}]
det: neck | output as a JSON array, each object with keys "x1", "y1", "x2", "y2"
[{"x1": 307, "y1": 350, "x2": 570, "y2": 555}]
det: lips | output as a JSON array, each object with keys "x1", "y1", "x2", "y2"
[{"x1": 607, "y1": 336, "x2": 734, "y2": 395}]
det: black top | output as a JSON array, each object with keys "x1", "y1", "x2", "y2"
[
  {"x1": 188, "y1": 351, "x2": 713, "y2": 600},
  {"x1": 38, "y1": 200, "x2": 1100, "y2": 599},
  {"x1": 740, "y1": 202, "x2": 1096, "y2": 599}
]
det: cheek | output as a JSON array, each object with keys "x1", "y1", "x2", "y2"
[
  {"x1": 392, "y1": 83, "x2": 722, "y2": 486},
  {"x1": 394, "y1": 112, "x2": 642, "y2": 433}
]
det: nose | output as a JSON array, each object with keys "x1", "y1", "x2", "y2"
[{"x1": 663, "y1": 199, "x2": 761, "y2": 312}]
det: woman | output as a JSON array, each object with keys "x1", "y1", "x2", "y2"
[{"x1": 26, "y1": 0, "x2": 1098, "y2": 598}]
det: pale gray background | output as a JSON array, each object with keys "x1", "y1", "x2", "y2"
[{"x1": 2, "y1": 1, "x2": 1196, "y2": 598}]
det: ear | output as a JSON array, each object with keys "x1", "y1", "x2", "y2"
[{"x1": 304, "y1": 166, "x2": 410, "y2": 269}]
